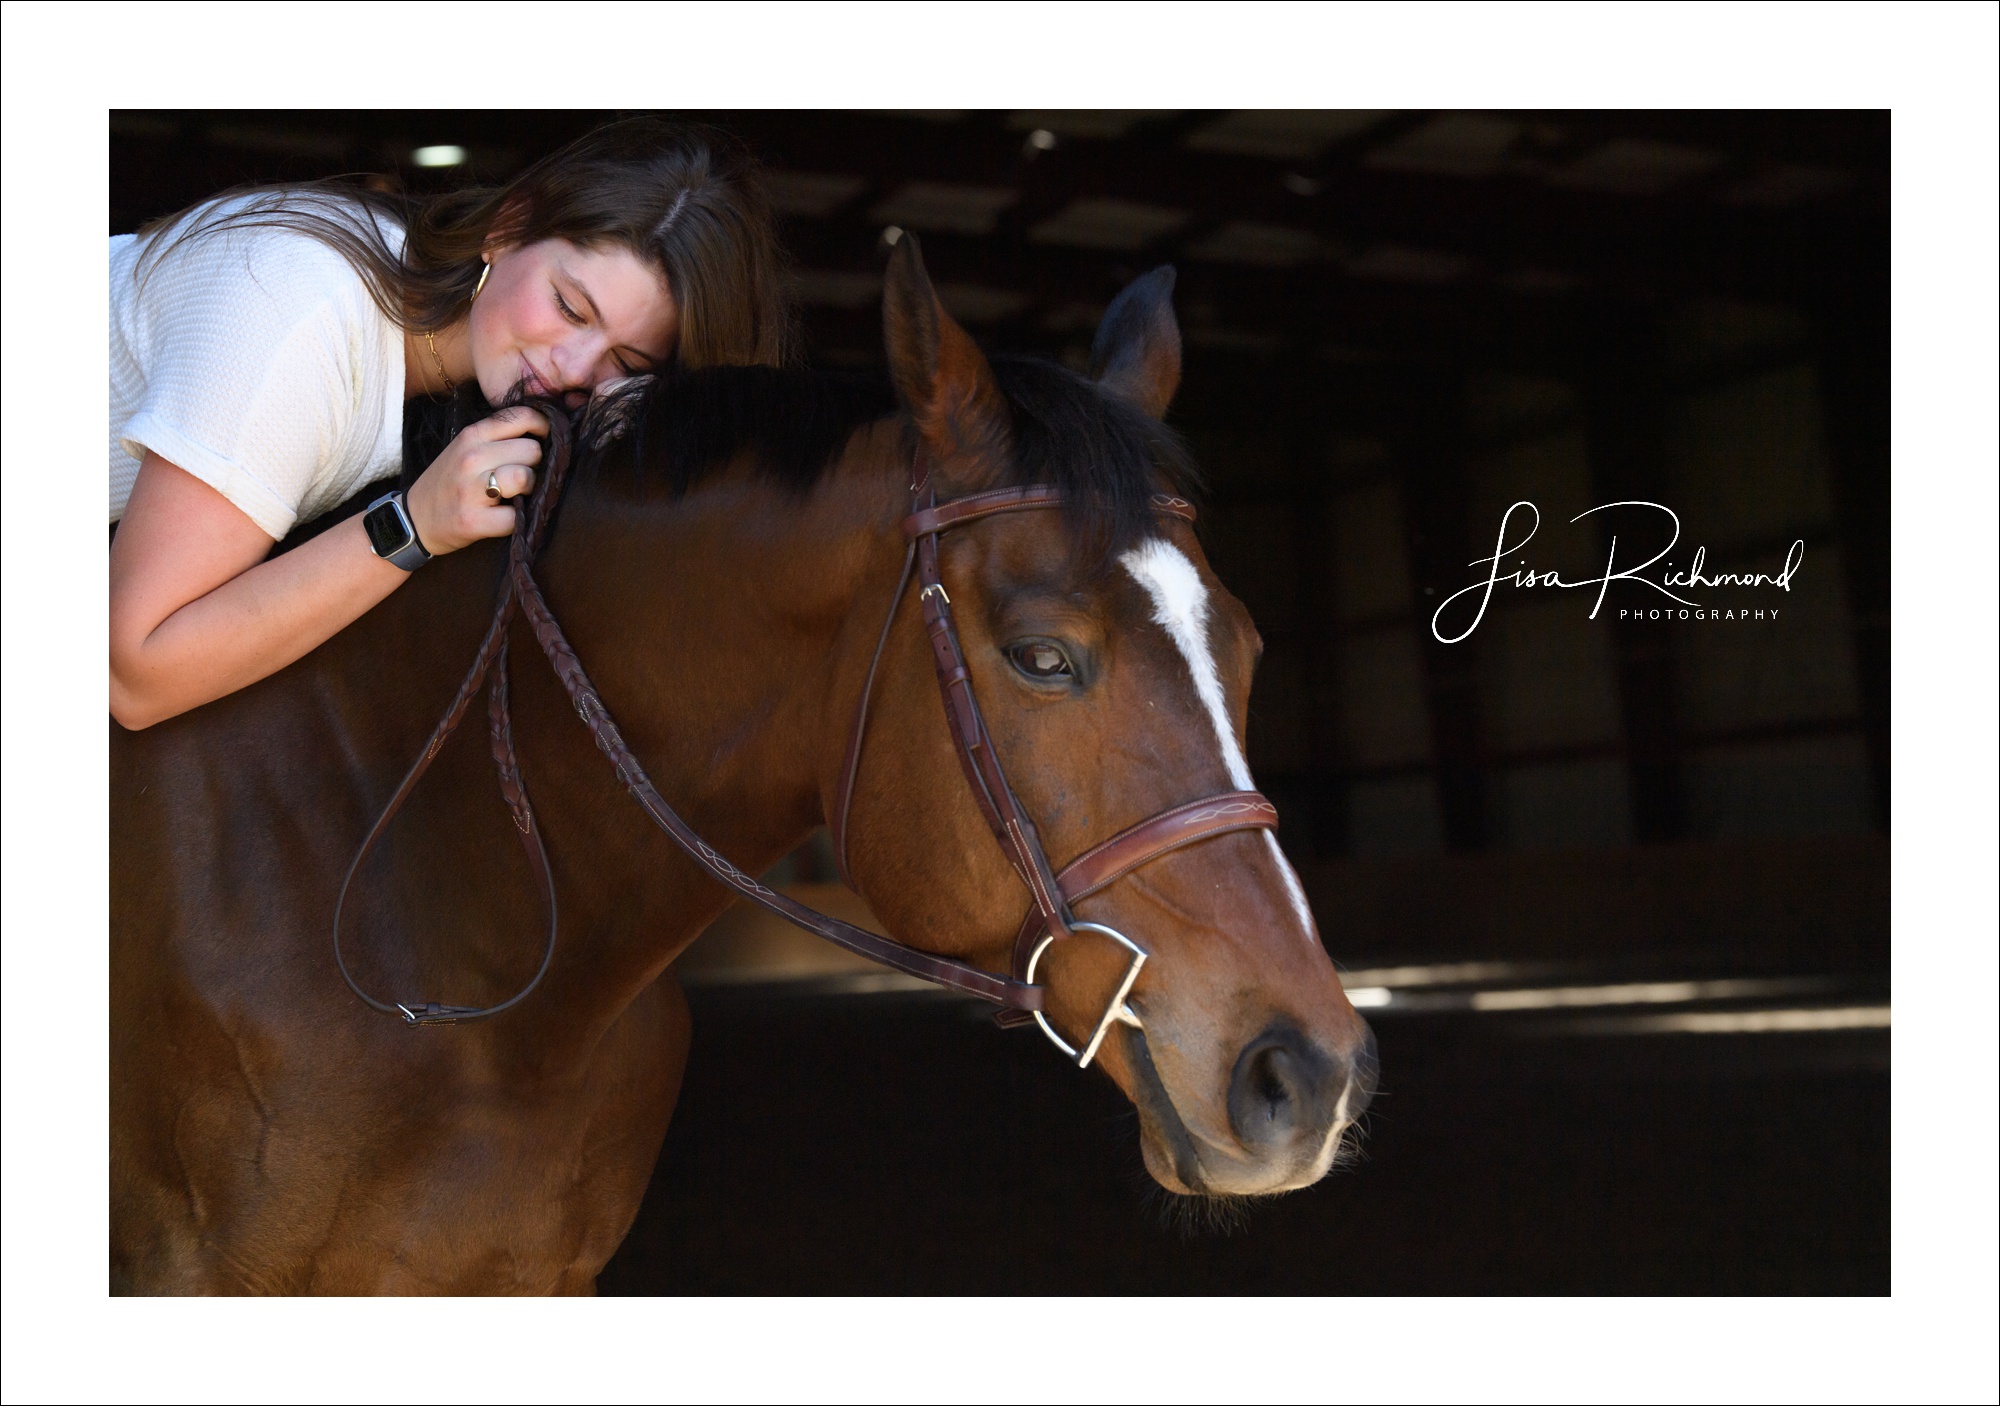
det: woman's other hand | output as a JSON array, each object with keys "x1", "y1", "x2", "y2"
[{"x1": 404, "y1": 404, "x2": 549, "y2": 554}]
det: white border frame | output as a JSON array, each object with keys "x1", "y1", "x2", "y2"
[{"x1": 5, "y1": 4, "x2": 1994, "y2": 1402}]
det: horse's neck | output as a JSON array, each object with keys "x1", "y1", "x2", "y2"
[
  {"x1": 542, "y1": 451, "x2": 898, "y2": 791},
  {"x1": 497, "y1": 431, "x2": 907, "y2": 990}
]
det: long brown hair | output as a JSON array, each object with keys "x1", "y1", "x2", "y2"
[{"x1": 134, "y1": 117, "x2": 796, "y2": 370}]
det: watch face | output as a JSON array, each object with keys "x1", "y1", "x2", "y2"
[{"x1": 364, "y1": 497, "x2": 414, "y2": 558}]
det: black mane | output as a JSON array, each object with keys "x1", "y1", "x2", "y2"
[
  {"x1": 582, "y1": 363, "x2": 897, "y2": 500},
  {"x1": 399, "y1": 355, "x2": 1201, "y2": 559}
]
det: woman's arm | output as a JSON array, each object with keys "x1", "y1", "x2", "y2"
[{"x1": 108, "y1": 406, "x2": 547, "y2": 730}]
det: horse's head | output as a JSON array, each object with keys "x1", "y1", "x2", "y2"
[{"x1": 836, "y1": 237, "x2": 1376, "y2": 1198}]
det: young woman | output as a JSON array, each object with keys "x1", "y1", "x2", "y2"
[{"x1": 109, "y1": 118, "x2": 793, "y2": 730}]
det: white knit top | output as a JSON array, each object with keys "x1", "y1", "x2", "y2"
[{"x1": 109, "y1": 196, "x2": 409, "y2": 540}]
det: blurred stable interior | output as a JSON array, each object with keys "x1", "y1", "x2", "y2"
[{"x1": 113, "y1": 111, "x2": 1889, "y2": 1292}]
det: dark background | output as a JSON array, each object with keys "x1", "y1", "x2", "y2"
[{"x1": 113, "y1": 109, "x2": 1889, "y2": 1293}]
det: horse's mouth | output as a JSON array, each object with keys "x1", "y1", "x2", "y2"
[
  {"x1": 1120, "y1": 1022, "x2": 1213, "y2": 1194},
  {"x1": 1120, "y1": 1023, "x2": 1356, "y2": 1197}
]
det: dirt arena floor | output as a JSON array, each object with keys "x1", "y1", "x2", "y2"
[{"x1": 599, "y1": 983, "x2": 1888, "y2": 1295}]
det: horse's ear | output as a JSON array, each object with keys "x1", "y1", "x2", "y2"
[
  {"x1": 1090, "y1": 265, "x2": 1182, "y2": 419},
  {"x1": 882, "y1": 233, "x2": 1010, "y2": 486}
]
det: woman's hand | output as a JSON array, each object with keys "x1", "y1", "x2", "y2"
[{"x1": 404, "y1": 405, "x2": 549, "y2": 555}]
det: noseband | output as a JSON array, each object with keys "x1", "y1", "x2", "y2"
[{"x1": 335, "y1": 411, "x2": 1279, "y2": 1068}]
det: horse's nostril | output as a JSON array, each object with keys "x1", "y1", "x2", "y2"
[
  {"x1": 1227, "y1": 1027, "x2": 1332, "y2": 1149},
  {"x1": 1254, "y1": 1048, "x2": 1295, "y2": 1121}
]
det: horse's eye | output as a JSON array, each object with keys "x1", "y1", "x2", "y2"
[{"x1": 1007, "y1": 642, "x2": 1074, "y2": 680}]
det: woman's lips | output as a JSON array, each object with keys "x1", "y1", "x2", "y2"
[{"x1": 519, "y1": 356, "x2": 552, "y2": 397}]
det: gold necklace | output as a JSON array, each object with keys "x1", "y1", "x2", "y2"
[{"x1": 424, "y1": 330, "x2": 457, "y2": 395}]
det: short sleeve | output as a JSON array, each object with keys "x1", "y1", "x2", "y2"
[{"x1": 116, "y1": 229, "x2": 377, "y2": 540}]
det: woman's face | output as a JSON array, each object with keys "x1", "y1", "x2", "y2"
[{"x1": 467, "y1": 237, "x2": 678, "y2": 406}]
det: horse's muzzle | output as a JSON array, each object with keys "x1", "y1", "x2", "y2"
[{"x1": 1128, "y1": 1019, "x2": 1378, "y2": 1196}]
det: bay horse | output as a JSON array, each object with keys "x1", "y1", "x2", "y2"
[{"x1": 110, "y1": 237, "x2": 1377, "y2": 1294}]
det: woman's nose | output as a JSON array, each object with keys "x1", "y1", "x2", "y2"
[
  {"x1": 548, "y1": 335, "x2": 595, "y2": 389},
  {"x1": 555, "y1": 336, "x2": 621, "y2": 393}
]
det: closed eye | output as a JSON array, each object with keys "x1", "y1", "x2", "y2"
[
  {"x1": 556, "y1": 287, "x2": 650, "y2": 377},
  {"x1": 1006, "y1": 641, "x2": 1075, "y2": 681}
]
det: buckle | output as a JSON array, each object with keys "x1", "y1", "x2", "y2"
[{"x1": 395, "y1": 1002, "x2": 467, "y2": 1026}]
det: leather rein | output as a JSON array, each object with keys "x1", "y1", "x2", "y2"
[{"x1": 334, "y1": 408, "x2": 1279, "y2": 1065}]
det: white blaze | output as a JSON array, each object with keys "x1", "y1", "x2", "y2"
[{"x1": 1118, "y1": 538, "x2": 1318, "y2": 944}]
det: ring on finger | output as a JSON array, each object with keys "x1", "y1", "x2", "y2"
[{"x1": 485, "y1": 470, "x2": 502, "y2": 501}]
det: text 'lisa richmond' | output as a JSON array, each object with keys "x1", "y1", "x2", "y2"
[{"x1": 1432, "y1": 500, "x2": 1803, "y2": 644}]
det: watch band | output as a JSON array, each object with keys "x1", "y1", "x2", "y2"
[{"x1": 363, "y1": 490, "x2": 433, "y2": 572}]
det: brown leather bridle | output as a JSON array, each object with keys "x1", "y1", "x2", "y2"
[
  {"x1": 335, "y1": 409, "x2": 1280, "y2": 1067},
  {"x1": 828, "y1": 450, "x2": 1280, "y2": 1063}
]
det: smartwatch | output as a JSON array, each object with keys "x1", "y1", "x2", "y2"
[{"x1": 362, "y1": 490, "x2": 433, "y2": 572}]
